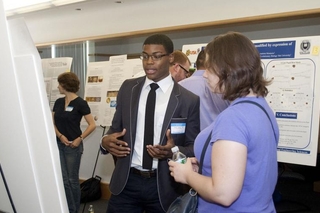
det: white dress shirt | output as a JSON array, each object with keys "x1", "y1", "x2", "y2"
[{"x1": 131, "y1": 75, "x2": 174, "y2": 170}]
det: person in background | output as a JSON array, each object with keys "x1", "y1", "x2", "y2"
[
  {"x1": 169, "y1": 32, "x2": 279, "y2": 212},
  {"x1": 179, "y1": 49, "x2": 230, "y2": 130},
  {"x1": 101, "y1": 34, "x2": 200, "y2": 213},
  {"x1": 52, "y1": 72, "x2": 96, "y2": 213},
  {"x1": 169, "y1": 50, "x2": 191, "y2": 82}
]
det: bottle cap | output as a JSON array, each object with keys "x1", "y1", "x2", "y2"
[{"x1": 171, "y1": 146, "x2": 179, "y2": 152}]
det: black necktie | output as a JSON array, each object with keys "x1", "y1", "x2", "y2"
[{"x1": 142, "y1": 83, "x2": 159, "y2": 169}]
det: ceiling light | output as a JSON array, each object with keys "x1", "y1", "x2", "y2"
[
  {"x1": 4, "y1": 0, "x2": 89, "y2": 16},
  {"x1": 13, "y1": 3, "x2": 52, "y2": 14},
  {"x1": 51, "y1": 0, "x2": 86, "y2": 6},
  {"x1": 3, "y1": 0, "x2": 51, "y2": 10}
]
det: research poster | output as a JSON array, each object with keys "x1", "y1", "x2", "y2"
[
  {"x1": 42, "y1": 57, "x2": 73, "y2": 109},
  {"x1": 84, "y1": 55, "x2": 144, "y2": 126},
  {"x1": 255, "y1": 36, "x2": 320, "y2": 166},
  {"x1": 182, "y1": 36, "x2": 320, "y2": 166},
  {"x1": 182, "y1": 43, "x2": 207, "y2": 68}
]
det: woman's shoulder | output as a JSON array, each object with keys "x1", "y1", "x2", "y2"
[
  {"x1": 232, "y1": 96, "x2": 267, "y2": 107},
  {"x1": 214, "y1": 101, "x2": 250, "y2": 126},
  {"x1": 55, "y1": 97, "x2": 65, "y2": 104},
  {"x1": 70, "y1": 97, "x2": 88, "y2": 106},
  {"x1": 78, "y1": 96, "x2": 89, "y2": 103}
]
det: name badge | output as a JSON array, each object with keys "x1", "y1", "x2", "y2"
[
  {"x1": 171, "y1": 123, "x2": 186, "y2": 134},
  {"x1": 65, "y1": 106, "x2": 74, "y2": 112}
]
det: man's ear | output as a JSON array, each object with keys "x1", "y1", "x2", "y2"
[
  {"x1": 173, "y1": 63, "x2": 180, "y2": 72},
  {"x1": 168, "y1": 54, "x2": 174, "y2": 63}
]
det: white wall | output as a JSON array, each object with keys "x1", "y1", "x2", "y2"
[
  {"x1": 93, "y1": 17, "x2": 320, "y2": 55},
  {"x1": 7, "y1": 0, "x2": 320, "y2": 45}
]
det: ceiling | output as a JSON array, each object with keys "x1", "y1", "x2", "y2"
[
  {"x1": 4, "y1": 0, "x2": 101, "y2": 16},
  {"x1": 6, "y1": 0, "x2": 163, "y2": 45},
  {"x1": 5, "y1": 0, "x2": 320, "y2": 46}
]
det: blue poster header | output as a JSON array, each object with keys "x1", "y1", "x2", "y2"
[
  {"x1": 255, "y1": 41, "x2": 296, "y2": 59},
  {"x1": 275, "y1": 112, "x2": 297, "y2": 119}
]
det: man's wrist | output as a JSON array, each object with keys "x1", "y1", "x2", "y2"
[{"x1": 100, "y1": 134, "x2": 109, "y2": 152}]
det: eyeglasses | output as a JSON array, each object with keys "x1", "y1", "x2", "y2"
[
  {"x1": 176, "y1": 64, "x2": 189, "y2": 77},
  {"x1": 140, "y1": 53, "x2": 169, "y2": 61}
]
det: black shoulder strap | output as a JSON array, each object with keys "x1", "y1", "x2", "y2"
[
  {"x1": 198, "y1": 130, "x2": 212, "y2": 175},
  {"x1": 234, "y1": 100, "x2": 277, "y2": 140}
]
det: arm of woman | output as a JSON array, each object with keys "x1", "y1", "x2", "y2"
[
  {"x1": 184, "y1": 140, "x2": 247, "y2": 206},
  {"x1": 81, "y1": 113, "x2": 96, "y2": 139},
  {"x1": 52, "y1": 112, "x2": 59, "y2": 136},
  {"x1": 69, "y1": 113, "x2": 96, "y2": 148},
  {"x1": 52, "y1": 111, "x2": 70, "y2": 145},
  {"x1": 169, "y1": 140, "x2": 247, "y2": 206}
]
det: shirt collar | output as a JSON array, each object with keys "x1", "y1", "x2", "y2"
[
  {"x1": 144, "y1": 75, "x2": 173, "y2": 92},
  {"x1": 192, "y1": 70, "x2": 205, "y2": 76}
]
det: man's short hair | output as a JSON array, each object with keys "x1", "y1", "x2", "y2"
[
  {"x1": 170, "y1": 50, "x2": 191, "y2": 66},
  {"x1": 143, "y1": 34, "x2": 174, "y2": 54}
]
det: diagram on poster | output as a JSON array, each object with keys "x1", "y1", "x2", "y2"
[{"x1": 266, "y1": 59, "x2": 314, "y2": 149}]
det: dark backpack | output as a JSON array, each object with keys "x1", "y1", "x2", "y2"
[{"x1": 80, "y1": 175, "x2": 102, "y2": 203}]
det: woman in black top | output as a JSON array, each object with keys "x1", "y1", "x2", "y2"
[{"x1": 53, "y1": 72, "x2": 96, "y2": 213}]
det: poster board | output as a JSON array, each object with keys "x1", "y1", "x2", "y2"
[
  {"x1": 182, "y1": 36, "x2": 320, "y2": 166},
  {"x1": 0, "y1": 8, "x2": 68, "y2": 213},
  {"x1": 255, "y1": 36, "x2": 320, "y2": 166},
  {"x1": 42, "y1": 57, "x2": 73, "y2": 110},
  {"x1": 84, "y1": 55, "x2": 144, "y2": 126},
  {"x1": 182, "y1": 43, "x2": 207, "y2": 68}
]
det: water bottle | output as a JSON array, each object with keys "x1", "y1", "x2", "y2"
[
  {"x1": 88, "y1": 204, "x2": 94, "y2": 213},
  {"x1": 171, "y1": 146, "x2": 186, "y2": 164}
]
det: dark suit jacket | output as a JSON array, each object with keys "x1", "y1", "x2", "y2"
[{"x1": 103, "y1": 76, "x2": 200, "y2": 211}]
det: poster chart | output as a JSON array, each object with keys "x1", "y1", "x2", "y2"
[
  {"x1": 182, "y1": 43, "x2": 207, "y2": 68},
  {"x1": 182, "y1": 36, "x2": 320, "y2": 166},
  {"x1": 84, "y1": 55, "x2": 144, "y2": 126},
  {"x1": 42, "y1": 57, "x2": 73, "y2": 110},
  {"x1": 255, "y1": 36, "x2": 320, "y2": 166}
]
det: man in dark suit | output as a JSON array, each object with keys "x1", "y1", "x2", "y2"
[{"x1": 101, "y1": 34, "x2": 200, "y2": 213}]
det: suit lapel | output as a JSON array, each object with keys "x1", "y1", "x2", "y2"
[
  {"x1": 159, "y1": 81, "x2": 181, "y2": 145},
  {"x1": 130, "y1": 77, "x2": 145, "y2": 143}
]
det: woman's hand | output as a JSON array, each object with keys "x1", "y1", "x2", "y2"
[
  {"x1": 190, "y1": 157, "x2": 199, "y2": 173},
  {"x1": 59, "y1": 135, "x2": 70, "y2": 146},
  {"x1": 168, "y1": 157, "x2": 197, "y2": 184},
  {"x1": 69, "y1": 137, "x2": 82, "y2": 148}
]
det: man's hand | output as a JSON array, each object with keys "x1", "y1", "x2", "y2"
[
  {"x1": 101, "y1": 129, "x2": 130, "y2": 157},
  {"x1": 147, "y1": 129, "x2": 175, "y2": 159}
]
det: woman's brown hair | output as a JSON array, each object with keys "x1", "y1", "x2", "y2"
[
  {"x1": 205, "y1": 32, "x2": 271, "y2": 101},
  {"x1": 58, "y1": 72, "x2": 80, "y2": 93}
]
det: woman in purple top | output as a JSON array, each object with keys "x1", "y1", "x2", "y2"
[{"x1": 169, "y1": 32, "x2": 279, "y2": 212}]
